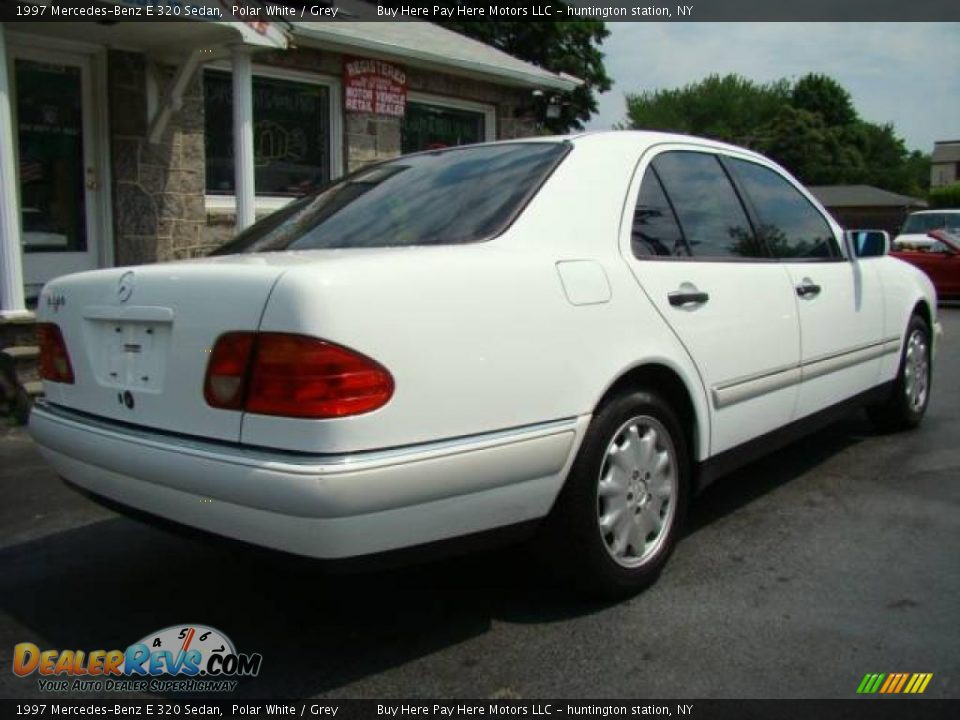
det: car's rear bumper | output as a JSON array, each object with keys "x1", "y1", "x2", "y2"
[{"x1": 29, "y1": 402, "x2": 586, "y2": 559}]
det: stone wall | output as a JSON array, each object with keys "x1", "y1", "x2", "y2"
[{"x1": 108, "y1": 51, "x2": 207, "y2": 265}]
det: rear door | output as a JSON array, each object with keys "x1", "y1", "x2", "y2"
[
  {"x1": 621, "y1": 145, "x2": 801, "y2": 455},
  {"x1": 724, "y1": 157, "x2": 887, "y2": 419}
]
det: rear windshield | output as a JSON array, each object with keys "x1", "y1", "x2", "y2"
[
  {"x1": 211, "y1": 142, "x2": 568, "y2": 255},
  {"x1": 902, "y1": 213, "x2": 960, "y2": 234}
]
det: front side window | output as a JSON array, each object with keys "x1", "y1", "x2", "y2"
[
  {"x1": 652, "y1": 151, "x2": 764, "y2": 259},
  {"x1": 204, "y1": 70, "x2": 331, "y2": 197},
  {"x1": 631, "y1": 166, "x2": 690, "y2": 258},
  {"x1": 212, "y1": 142, "x2": 568, "y2": 255},
  {"x1": 728, "y1": 158, "x2": 838, "y2": 259}
]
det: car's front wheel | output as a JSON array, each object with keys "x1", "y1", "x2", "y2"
[
  {"x1": 543, "y1": 389, "x2": 690, "y2": 598},
  {"x1": 868, "y1": 313, "x2": 932, "y2": 431}
]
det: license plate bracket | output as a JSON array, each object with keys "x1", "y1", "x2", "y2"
[{"x1": 87, "y1": 318, "x2": 172, "y2": 392}]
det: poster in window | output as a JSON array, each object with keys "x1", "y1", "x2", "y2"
[
  {"x1": 204, "y1": 70, "x2": 331, "y2": 197},
  {"x1": 401, "y1": 102, "x2": 485, "y2": 154},
  {"x1": 344, "y1": 57, "x2": 407, "y2": 117}
]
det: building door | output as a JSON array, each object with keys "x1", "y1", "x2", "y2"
[{"x1": 9, "y1": 46, "x2": 102, "y2": 297}]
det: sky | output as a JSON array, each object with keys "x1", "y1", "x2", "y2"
[{"x1": 583, "y1": 23, "x2": 960, "y2": 152}]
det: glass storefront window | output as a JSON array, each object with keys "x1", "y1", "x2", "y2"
[
  {"x1": 204, "y1": 70, "x2": 331, "y2": 197},
  {"x1": 16, "y1": 59, "x2": 87, "y2": 253},
  {"x1": 401, "y1": 102, "x2": 486, "y2": 154}
]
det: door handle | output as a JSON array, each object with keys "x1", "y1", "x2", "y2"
[
  {"x1": 796, "y1": 280, "x2": 822, "y2": 298},
  {"x1": 668, "y1": 290, "x2": 710, "y2": 307}
]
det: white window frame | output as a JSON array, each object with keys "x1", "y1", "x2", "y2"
[
  {"x1": 202, "y1": 61, "x2": 343, "y2": 216},
  {"x1": 5, "y1": 31, "x2": 115, "y2": 273},
  {"x1": 405, "y1": 91, "x2": 497, "y2": 146}
]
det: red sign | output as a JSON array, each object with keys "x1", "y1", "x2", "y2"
[{"x1": 344, "y1": 57, "x2": 407, "y2": 117}]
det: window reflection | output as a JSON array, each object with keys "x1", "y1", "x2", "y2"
[{"x1": 652, "y1": 152, "x2": 761, "y2": 259}]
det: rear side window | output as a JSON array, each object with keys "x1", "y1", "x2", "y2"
[
  {"x1": 728, "y1": 158, "x2": 839, "y2": 259},
  {"x1": 632, "y1": 166, "x2": 690, "y2": 257},
  {"x1": 212, "y1": 142, "x2": 568, "y2": 254},
  {"x1": 652, "y1": 152, "x2": 765, "y2": 259}
]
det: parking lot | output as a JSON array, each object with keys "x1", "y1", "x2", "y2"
[{"x1": 1, "y1": 309, "x2": 957, "y2": 700}]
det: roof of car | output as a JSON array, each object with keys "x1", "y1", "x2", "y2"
[{"x1": 565, "y1": 130, "x2": 772, "y2": 155}]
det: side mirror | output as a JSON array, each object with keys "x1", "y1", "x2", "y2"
[{"x1": 845, "y1": 229, "x2": 891, "y2": 258}]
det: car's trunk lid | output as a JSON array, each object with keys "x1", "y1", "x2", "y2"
[{"x1": 38, "y1": 259, "x2": 286, "y2": 442}]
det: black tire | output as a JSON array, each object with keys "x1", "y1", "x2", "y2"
[
  {"x1": 867, "y1": 313, "x2": 932, "y2": 431},
  {"x1": 540, "y1": 389, "x2": 690, "y2": 599}
]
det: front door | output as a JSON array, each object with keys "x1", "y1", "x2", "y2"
[
  {"x1": 9, "y1": 46, "x2": 102, "y2": 297},
  {"x1": 721, "y1": 155, "x2": 887, "y2": 420}
]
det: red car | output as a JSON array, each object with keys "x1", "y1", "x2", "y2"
[{"x1": 891, "y1": 229, "x2": 960, "y2": 301}]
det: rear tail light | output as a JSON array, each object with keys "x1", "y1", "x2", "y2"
[
  {"x1": 37, "y1": 323, "x2": 75, "y2": 384},
  {"x1": 203, "y1": 332, "x2": 256, "y2": 410},
  {"x1": 203, "y1": 332, "x2": 394, "y2": 419}
]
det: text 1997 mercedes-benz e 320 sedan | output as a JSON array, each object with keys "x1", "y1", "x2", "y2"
[{"x1": 29, "y1": 132, "x2": 940, "y2": 597}]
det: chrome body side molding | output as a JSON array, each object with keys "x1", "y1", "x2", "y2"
[{"x1": 712, "y1": 337, "x2": 901, "y2": 409}]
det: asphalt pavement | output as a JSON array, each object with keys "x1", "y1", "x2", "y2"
[{"x1": 1, "y1": 310, "x2": 958, "y2": 700}]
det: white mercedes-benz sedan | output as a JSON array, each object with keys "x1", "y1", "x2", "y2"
[{"x1": 30, "y1": 132, "x2": 940, "y2": 597}]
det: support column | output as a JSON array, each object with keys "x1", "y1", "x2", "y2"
[
  {"x1": 231, "y1": 45, "x2": 255, "y2": 233},
  {"x1": 0, "y1": 22, "x2": 29, "y2": 318}
]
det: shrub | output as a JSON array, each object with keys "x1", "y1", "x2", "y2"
[{"x1": 928, "y1": 182, "x2": 960, "y2": 208}]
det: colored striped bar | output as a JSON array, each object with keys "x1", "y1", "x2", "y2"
[
  {"x1": 879, "y1": 674, "x2": 897, "y2": 693},
  {"x1": 856, "y1": 674, "x2": 875, "y2": 693},
  {"x1": 869, "y1": 673, "x2": 887, "y2": 693},
  {"x1": 857, "y1": 673, "x2": 886, "y2": 694},
  {"x1": 907, "y1": 673, "x2": 933, "y2": 694},
  {"x1": 893, "y1": 673, "x2": 909, "y2": 693},
  {"x1": 856, "y1": 672, "x2": 932, "y2": 695}
]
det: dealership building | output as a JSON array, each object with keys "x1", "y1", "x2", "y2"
[{"x1": 0, "y1": 0, "x2": 579, "y2": 320}]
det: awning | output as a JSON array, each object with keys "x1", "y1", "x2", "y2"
[{"x1": 293, "y1": 21, "x2": 582, "y2": 93}]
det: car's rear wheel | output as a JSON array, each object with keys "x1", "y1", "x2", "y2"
[
  {"x1": 868, "y1": 313, "x2": 932, "y2": 431},
  {"x1": 543, "y1": 390, "x2": 690, "y2": 598}
]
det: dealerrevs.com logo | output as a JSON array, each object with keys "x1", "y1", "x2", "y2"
[{"x1": 12, "y1": 624, "x2": 262, "y2": 693}]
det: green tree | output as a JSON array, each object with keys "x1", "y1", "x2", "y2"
[
  {"x1": 928, "y1": 182, "x2": 960, "y2": 208},
  {"x1": 754, "y1": 106, "x2": 849, "y2": 185},
  {"x1": 624, "y1": 72, "x2": 929, "y2": 195},
  {"x1": 905, "y1": 151, "x2": 932, "y2": 195},
  {"x1": 377, "y1": 2, "x2": 611, "y2": 133},
  {"x1": 790, "y1": 73, "x2": 857, "y2": 127},
  {"x1": 624, "y1": 74, "x2": 790, "y2": 146}
]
